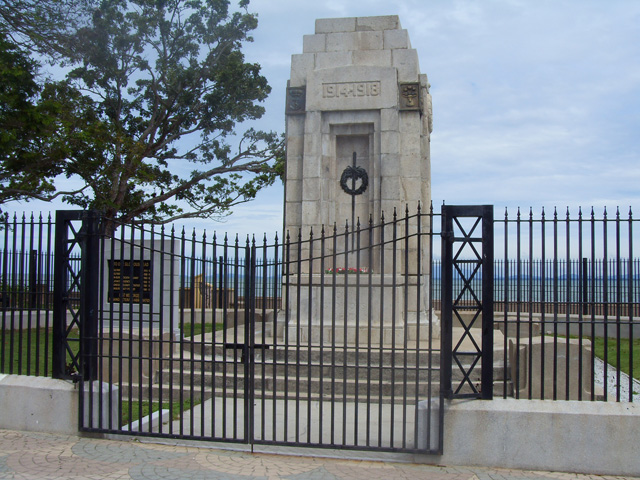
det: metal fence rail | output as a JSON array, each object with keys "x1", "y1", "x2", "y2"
[
  {"x1": 72, "y1": 207, "x2": 442, "y2": 454},
  {"x1": 0, "y1": 213, "x2": 55, "y2": 377},
  {"x1": 494, "y1": 207, "x2": 639, "y2": 402},
  {"x1": 2, "y1": 205, "x2": 639, "y2": 412}
]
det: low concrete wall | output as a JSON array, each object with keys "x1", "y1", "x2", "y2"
[
  {"x1": 0, "y1": 374, "x2": 118, "y2": 435},
  {"x1": 429, "y1": 398, "x2": 640, "y2": 476}
]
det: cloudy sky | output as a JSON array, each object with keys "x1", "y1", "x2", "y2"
[
  {"x1": 8, "y1": 0, "x2": 640, "y2": 239},
  {"x1": 216, "y1": 0, "x2": 639, "y2": 238}
]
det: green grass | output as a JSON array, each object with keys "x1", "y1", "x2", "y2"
[
  {"x1": 120, "y1": 398, "x2": 198, "y2": 426},
  {"x1": 1, "y1": 322, "x2": 224, "y2": 374},
  {"x1": 592, "y1": 337, "x2": 640, "y2": 381},
  {"x1": 181, "y1": 322, "x2": 224, "y2": 338},
  {"x1": 0, "y1": 328, "x2": 79, "y2": 376},
  {"x1": 549, "y1": 334, "x2": 640, "y2": 382}
]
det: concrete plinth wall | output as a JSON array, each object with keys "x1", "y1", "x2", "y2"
[
  {"x1": 0, "y1": 374, "x2": 119, "y2": 435},
  {"x1": 428, "y1": 399, "x2": 640, "y2": 477}
]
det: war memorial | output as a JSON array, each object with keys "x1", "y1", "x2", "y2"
[{"x1": 0, "y1": 15, "x2": 639, "y2": 478}]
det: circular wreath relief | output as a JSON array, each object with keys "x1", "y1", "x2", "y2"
[{"x1": 339, "y1": 165, "x2": 368, "y2": 195}]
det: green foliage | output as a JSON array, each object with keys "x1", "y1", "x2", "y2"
[
  {"x1": 120, "y1": 398, "x2": 198, "y2": 426},
  {"x1": 181, "y1": 321, "x2": 224, "y2": 338},
  {"x1": 593, "y1": 336, "x2": 640, "y2": 381},
  {"x1": 0, "y1": 33, "x2": 70, "y2": 209},
  {"x1": 0, "y1": 0, "x2": 283, "y2": 228}
]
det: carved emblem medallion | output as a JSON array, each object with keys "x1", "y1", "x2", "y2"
[
  {"x1": 285, "y1": 86, "x2": 306, "y2": 114},
  {"x1": 399, "y1": 83, "x2": 420, "y2": 111}
]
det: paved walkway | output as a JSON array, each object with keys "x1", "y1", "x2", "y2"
[{"x1": 1, "y1": 429, "x2": 638, "y2": 480}]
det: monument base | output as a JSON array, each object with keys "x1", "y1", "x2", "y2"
[{"x1": 276, "y1": 274, "x2": 438, "y2": 346}]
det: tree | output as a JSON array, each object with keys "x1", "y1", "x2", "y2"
[
  {"x1": 0, "y1": 0, "x2": 95, "y2": 60},
  {"x1": 0, "y1": 32, "x2": 74, "y2": 212},
  {"x1": 0, "y1": 0, "x2": 283, "y2": 229}
]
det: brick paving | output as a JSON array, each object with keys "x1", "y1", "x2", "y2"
[{"x1": 0, "y1": 429, "x2": 637, "y2": 480}]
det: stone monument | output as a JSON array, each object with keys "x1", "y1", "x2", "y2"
[{"x1": 281, "y1": 15, "x2": 433, "y2": 345}]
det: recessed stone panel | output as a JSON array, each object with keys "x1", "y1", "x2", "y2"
[{"x1": 307, "y1": 66, "x2": 398, "y2": 111}]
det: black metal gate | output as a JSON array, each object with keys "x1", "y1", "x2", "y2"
[
  {"x1": 53, "y1": 207, "x2": 450, "y2": 454},
  {"x1": 441, "y1": 205, "x2": 494, "y2": 399}
]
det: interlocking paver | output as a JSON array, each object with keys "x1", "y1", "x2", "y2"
[{"x1": 0, "y1": 429, "x2": 639, "y2": 480}]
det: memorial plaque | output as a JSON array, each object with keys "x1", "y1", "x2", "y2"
[{"x1": 109, "y1": 259, "x2": 152, "y2": 304}]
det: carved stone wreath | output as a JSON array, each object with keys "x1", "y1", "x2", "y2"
[{"x1": 340, "y1": 165, "x2": 368, "y2": 195}]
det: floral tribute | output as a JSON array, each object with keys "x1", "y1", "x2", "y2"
[{"x1": 325, "y1": 267, "x2": 369, "y2": 274}]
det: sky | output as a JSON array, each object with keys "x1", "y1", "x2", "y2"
[{"x1": 7, "y1": 0, "x2": 640, "y2": 239}]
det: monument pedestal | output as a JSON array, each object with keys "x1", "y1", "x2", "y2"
[{"x1": 277, "y1": 274, "x2": 438, "y2": 346}]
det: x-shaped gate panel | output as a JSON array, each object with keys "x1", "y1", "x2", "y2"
[{"x1": 441, "y1": 205, "x2": 494, "y2": 400}]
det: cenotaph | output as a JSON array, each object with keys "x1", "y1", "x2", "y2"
[{"x1": 281, "y1": 15, "x2": 433, "y2": 345}]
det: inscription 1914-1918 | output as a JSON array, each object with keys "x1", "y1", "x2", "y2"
[
  {"x1": 322, "y1": 81, "x2": 380, "y2": 98},
  {"x1": 109, "y1": 259, "x2": 152, "y2": 304}
]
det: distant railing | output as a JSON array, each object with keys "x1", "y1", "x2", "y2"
[{"x1": 1, "y1": 208, "x2": 638, "y2": 404}]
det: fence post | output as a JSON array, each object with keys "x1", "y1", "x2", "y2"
[
  {"x1": 440, "y1": 205, "x2": 494, "y2": 400},
  {"x1": 52, "y1": 210, "x2": 100, "y2": 381},
  {"x1": 52, "y1": 212, "x2": 71, "y2": 379},
  {"x1": 80, "y1": 210, "x2": 100, "y2": 381},
  {"x1": 582, "y1": 257, "x2": 589, "y2": 315},
  {"x1": 440, "y1": 210, "x2": 453, "y2": 399}
]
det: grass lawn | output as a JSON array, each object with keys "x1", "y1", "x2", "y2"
[
  {"x1": 181, "y1": 322, "x2": 224, "y2": 338},
  {"x1": 120, "y1": 399, "x2": 197, "y2": 426},
  {"x1": 0, "y1": 327, "x2": 79, "y2": 376},
  {"x1": 1, "y1": 324, "x2": 220, "y2": 425},
  {"x1": 592, "y1": 337, "x2": 640, "y2": 381}
]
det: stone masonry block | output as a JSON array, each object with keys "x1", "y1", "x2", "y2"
[
  {"x1": 284, "y1": 201, "x2": 301, "y2": 226},
  {"x1": 315, "y1": 51, "x2": 353, "y2": 70},
  {"x1": 381, "y1": 108, "x2": 399, "y2": 131},
  {"x1": 392, "y1": 49, "x2": 420, "y2": 82},
  {"x1": 304, "y1": 111, "x2": 322, "y2": 135},
  {"x1": 356, "y1": 15, "x2": 400, "y2": 31},
  {"x1": 380, "y1": 153, "x2": 399, "y2": 175},
  {"x1": 285, "y1": 179, "x2": 302, "y2": 202},
  {"x1": 285, "y1": 153, "x2": 302, "y2": 179},
  {"x1": 290, "y1": 54, "x2": 315, "y2": 87},
  {"x1": 326, "y1": 31, "x2": 383, "y2": 52},
  {"x1": 353, "y1": 49, "x2": 392, "y2": 67},
  {"x1": 384, "y1": 29, "x2": 410, "y2": 49},
  {"x1": 302, "y1": 200, "x2": 321, "y2": 221},
  {"x1": 400, "y1": 153, "x2": 422, "y2": 177},
  {"x1": 286, "y1": 113, "x2": 305, "y2": 135},
  {"x1": 400, "y1": 177, "x2": 423, "y2": 202},
  {"x1": 303, "y1": 151, "x2": 322, "y2": 177},
  {"x1": 380, "y1": 131, "x2": 399, "y2": 155},
  {"x1": 316, "y1": 17, "x2": 356, "y2": 34},
  {"x1": 286, "y1": 133, "x2": 304, "y2": 156},
  {"x1": 303, "y1": 34, "x2": 326, "y2": 53},
  {"x1": 302, "y1": 177, "x2": 321, "y2": 201},
  {"x1": 381, "y1": 176, "x2": 402, "y2": 201}
]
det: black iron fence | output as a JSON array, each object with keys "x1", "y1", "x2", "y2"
[
  {"x1": 493, "y1": 207, "x2": 639, "y2": 402},
  {"x1": 70, "y1": 207, "x2": 441, "y2": 454},
  {"x1": 1, "y1": 206, "x2": 639, "y2": 405}
]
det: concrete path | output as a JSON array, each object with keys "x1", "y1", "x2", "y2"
[{"x1": 1, "y1": 429, "x2": 638, "y2": 480}]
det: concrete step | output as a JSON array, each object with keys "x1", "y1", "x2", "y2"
[
  {"x1": 122, "y1": 378, "x2": 441, "y2": 404},
  {"x1": 182, "y1": 344, "x2": 442, "y2": 367}
]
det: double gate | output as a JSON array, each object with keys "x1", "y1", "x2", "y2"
[{"x1": 52, "y1": 205, "x2": 494, "y2": 455}]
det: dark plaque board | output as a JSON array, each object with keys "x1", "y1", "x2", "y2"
[{"x1": 109, "y1": 259, "x2": 152, "y2": 304}]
